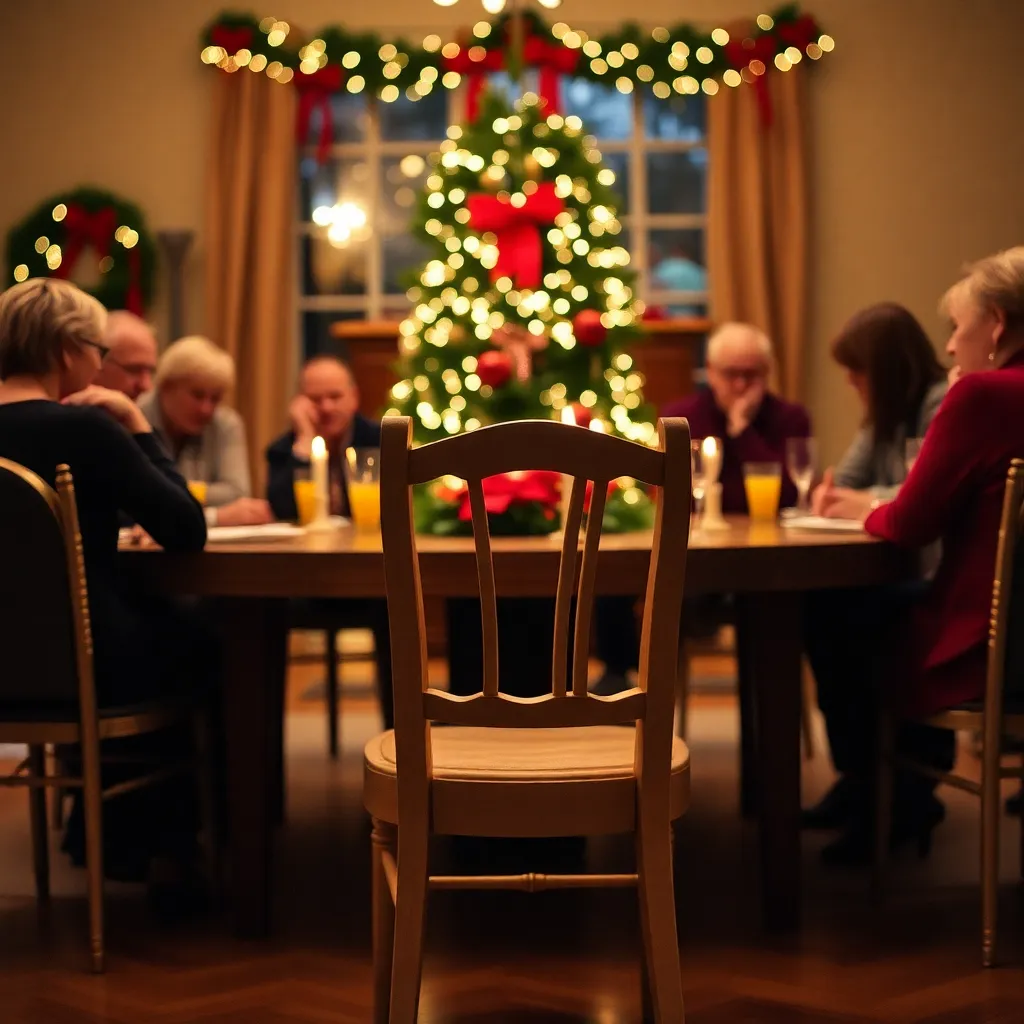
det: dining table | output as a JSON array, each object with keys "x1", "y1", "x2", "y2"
[{"x1": 118, "y1": 517, "x2": 911, "y2": 938}]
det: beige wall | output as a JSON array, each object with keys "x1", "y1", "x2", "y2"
[{"x1": 5, "y1": 0, "x2": 1024, "y2": 461}]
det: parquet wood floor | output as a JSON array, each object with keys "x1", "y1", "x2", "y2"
[{"x1": 0, "y1": 650, "x2": 1022, "y2": 1022}]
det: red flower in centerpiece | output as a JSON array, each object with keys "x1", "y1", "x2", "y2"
[{"x1": 456, "y1": 470, "x2": 561, "y2": 520}]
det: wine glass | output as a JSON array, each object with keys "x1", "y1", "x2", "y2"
[
  {"x1": 905, "y1": 437, "x2": 923, "y2": 475},
  {"x1": 786, "y1": 437, "x2": 817, "y2": 514},
  {"x1": 690, "y1": 440, "x2": 707, "y2": 526}
]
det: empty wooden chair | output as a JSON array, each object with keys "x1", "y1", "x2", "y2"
[
  {"x1": 874, "y1": 458, "x2": 1024, "y2": 966},
  {"x1": 364, "y1": 416, "x2": 692, "y2": 1022},
  {"x1": 0, "y1": 460, "x2": 213, "y2": 972}
]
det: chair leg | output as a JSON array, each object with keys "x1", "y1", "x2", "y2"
[
  {"x1": 81, "y1": 741, "x2": 105, "y2": 973},
  {"x1": 326, "y1": 629, "x2": 340, "y2": 759},
  {"x1": 980, "y1": 758, "x2": 1001, "y2": 967},
  {"x1": 371, "y1": 818, "x2": 397, "y2": 1024},
  {"x1": 872, "y1": 712, "x2": 895, "y2": 894},
  {"x1": 800, "y1": 662, "x2": 816, "y2": 761},
  {"x1": 674, "y1": 636, "x2": 690, "y2": 740},
  {"x1": 636, "y1": 815, "x2": 685, "y2": 1023},
  {"x1": 27, "y1": 746, "x2": 50, "y2": 902},
  {"x1": 49, "y1": 748, "x2": 64, "y2": 832},
  {"x1": 389, "y1": 821, "x2": 430, "y2": 1023}
]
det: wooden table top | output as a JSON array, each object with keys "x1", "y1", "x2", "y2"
[{"x1": 119, "y1": 517, "x2": 910, "y2": 599}]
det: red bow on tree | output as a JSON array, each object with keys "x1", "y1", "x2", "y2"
[
  {"x1": 522, "y1": 35, "x2": 580, "y2": 115},
  {"x1": 457, "y1": 470, "x2": 561, "y2": 520},
  {"x1": 52, "y1": 204, "x2": 145, "y2": 315},
  {"x1": 209, "y1": 25, "x2": 254, "y2": 55},
  {"x1": 442, "y1": 45, "x2": 504, "y2": 123},
  {"x1": 294, "y1": 64, "x2": 345, "y2": 164},
  {"x1": 467, "y1": 182, "x2": 564, "y2": 290},
  {"x1": 724, "y1": 34, "x2": 779, "y2": 127}
]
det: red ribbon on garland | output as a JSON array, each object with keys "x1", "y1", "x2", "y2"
[
  {"x1": 467, "y1": 182, "x2": 564, "y2": 289},
  {"x1": 209, "y1": 25, "x2": 255, "y2": 55},
  {"x1": 724, "y1": 34, "x2": 778, "y2": 127},
  {"x1": 444, "y1": 30, "x2": 580, "y2": 123},
  {"x1": 456, "y1": 470, "x2": 560, "y2": 520},
  {"x1": 50, "y1": 204, "x2": 146, "y2": 316},
  {"x1": 294, "y1": 64, "x2": 345, "y2": 164}
]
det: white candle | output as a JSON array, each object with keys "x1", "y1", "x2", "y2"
[
  {"x1": 701, "y1": 436, "x2": 722, "y2": 487},
  {"x1": 560, "y1": 406, "x2": 576, "y2": 529},
  {"x1": 311, "y1": 435, "x2": 329, "y2": 522}
]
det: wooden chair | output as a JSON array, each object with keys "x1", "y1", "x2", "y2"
[
  {"x1": 0, "y1": 460, "x2": 213, "y2": 973},
  {"x1": 364, "y1": 416, "x2": 692, "y2": 1023},
  {"x1": 874, "y1": 458, "x2": 1024, "y2": 967}
]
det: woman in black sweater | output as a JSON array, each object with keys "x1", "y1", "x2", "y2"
[{"x1": 0, "y1": 278, "x2": 210, "y2": 895}]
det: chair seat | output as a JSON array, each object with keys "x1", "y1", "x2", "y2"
[{"x1": 364, "y1": 725, "x2": 690, "y2": 837}]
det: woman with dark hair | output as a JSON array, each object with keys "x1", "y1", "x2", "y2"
[
  {"x1": 803, "y1": 303, "x2": 947, "y2": 853},
  {"x1": 813, "y1": 302, "x2": 947, "y2": 511}
]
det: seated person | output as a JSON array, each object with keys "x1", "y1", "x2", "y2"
[
  {"x1": 593, "y1": 323, "x2": 812, "y2": 692},
  {"x1": 811, "y1": 247, "x2": 1024, "y2": 864},
  {"x1": 803, "y1": 303, "x2": 947, "y2": 830},
  {"x1": 92, "y1": 309, "x2": 158, "y2": 400},
  {"x1": 140, "y1": 336, "x2": 271, "y2": 527},
  {"x1": 0, "y1": 278, "x2": 211, "y2": 893},
  {"x1": 266, "y1": 354, "x2": 393, "y2": 730}
]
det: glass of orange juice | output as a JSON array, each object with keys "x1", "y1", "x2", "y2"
[
  {"x1": 293, "y1": 466, "x2": 318, "y2": 527},
  {"x1": 347, "y1": 447, "x2": 381, "y2": 531},
  {"x1": 187, "y1": 480, "x2": 207, "y2": 506},
  {"x1": 742, "y1": 462, "x2": 782, "y2": 522}
]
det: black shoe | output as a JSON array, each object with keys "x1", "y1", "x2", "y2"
[
  {"x1": 801, "y1": 777, "x2": 859, "y2": 831},
  {"x1": 820, "y1": 795, "x2": 945, "y2": 868}
]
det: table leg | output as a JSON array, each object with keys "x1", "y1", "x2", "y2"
[
  {"x1": 218, "y1": 597, "x2": 287, "y2": 938},
  {"x1": 736, "y1": 592, "x2": 802, "y2": 932}
]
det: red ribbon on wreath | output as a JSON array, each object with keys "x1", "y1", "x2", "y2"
[
  {"x1": 777, "y1": 14, "x2": 819, "y2": 51},
  {"x1": 467, "y1": 182, "x2": 563, "y2": 289},
  {"x1": 209, "y1": 25, "x2": 255, "y2": 56},
  {"x1": 724, "y1": 34, "x2": 778, "y2": 127},
  {"x1": 51, "y1": 204, "x2": 146, "y2": 316},
  {"x1": 443, "y1": 45, "x2": 504, "y2": 123},
  {"x1": 294, "y1": 64, "x2": 345, "y2": 164},
  {"x1": 456, "y1": 470, "x2": 561, "y2": 521}
]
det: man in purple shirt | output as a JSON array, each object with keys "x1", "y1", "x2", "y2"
[{"x1": 662, "y1": 322, "x2": 811, "y2": 513}]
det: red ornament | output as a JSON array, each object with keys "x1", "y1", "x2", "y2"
[
  {"x1": 570, "y1": 402, "x2": 592, "y2": 428},
  {"x1": 476, "y1": 349, "x2": 513, "y2": 389},
  {"x1": 573, "y1": 309, "x2": 607, "y2": 347}
]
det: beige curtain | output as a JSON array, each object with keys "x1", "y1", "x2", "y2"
[
  {"x1": 205, "y1": 71, "x2": 296, "y2": 495},
  {"x1": 707, "y1": 68, "x2": 809, "y2": 401}
]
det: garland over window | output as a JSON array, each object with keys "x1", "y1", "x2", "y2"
[{"x1": 200, "y1": 5, "x2": 832, "y2": 111}]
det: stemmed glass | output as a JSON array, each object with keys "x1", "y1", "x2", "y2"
[
  {"x1": 691, "y1": 440, "x2": 707, "y2": 526},
  {"x1": 786, "y1": 437, "x2": 817, "y2": 514}
]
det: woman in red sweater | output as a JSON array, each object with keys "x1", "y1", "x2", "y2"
[{"x1": 811, "y1": 247, "x2": 1024, "y2": 863}]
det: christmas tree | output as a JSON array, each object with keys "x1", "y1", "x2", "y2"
[{"x1": 387, "y1": 91, "x2": 657, "y2": 535}]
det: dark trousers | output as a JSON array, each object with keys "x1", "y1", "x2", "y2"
[{"x1": 803, "y1": 584, "x2": 955, "y2": 809}]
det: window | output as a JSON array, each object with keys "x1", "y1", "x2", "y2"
[{"x1": 297, "y1": 79, "x2": 707, "y2": 358}]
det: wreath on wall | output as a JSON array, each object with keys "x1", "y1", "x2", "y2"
[{"x1": 4, "y1": 188, "x2": 156, "y2": 314}]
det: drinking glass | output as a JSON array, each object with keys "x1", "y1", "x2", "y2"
[
  {"x1": 786, "y1": 437, "x2": 817, "y2": 513},
  {"x1": 905, "y1": 437, "x2": 923, "y2": 474},
  {"x1": 743, "y1": 462, "x2": 783, "y2": 522},
  {"x1": 690, "y1": 440, "x2": 707, "y2": 524},
  {"x1": 187, "y1": 480, "x2": 207, "y2": 506},
  {"x1": 292, "y1": 466, "x2": 317, "y2": 526},
  {"x1": 347, "y1": 447, "x2": 381, "y2": 530}
]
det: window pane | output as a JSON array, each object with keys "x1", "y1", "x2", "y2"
[
  {"x1": 301, "y1": 235, "x2": 368, "y2": 296},
  {"x1": 380, "y1": 155, "x2": 430, "y2": 230},
  {"x1": 379, "y1": 89, "x2": 448, "y2": 141},
  {"x1": 562, "y1": 79, "x2": 632, "y2": 140},
  {"x1": 301, "y1": 92, "x2": 369, "y2": 146},
  {"x1": 383, "y1": 233, "x2": 432, "y2": 294},
  {"x1": 648, "y1": 229, "x2": 707, "y2": 316},
  {"x1": 300, "y1": 157, "x2": 373, "y2": 223},
  {"x1": 303, "y1": 310, "x2": 364, "y2": 362},
  {"x1": 486, "y1": 70, "x2": 540, "y2": 107},
  {"x1": 646, "y1": 149, "x2": 707, "y2": 215},
  {"x1": 643, "y1": 90, "x2": 705, "y2": 141},
  {"x1": 600, "y1": 151, "x2": 630, "y2": 214}
]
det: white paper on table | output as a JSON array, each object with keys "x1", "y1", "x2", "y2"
[
  {"x1": 206, "y1": 523, "x2": 307, "y2": 542},
  {"x1": 779, "y1": 515, "x2": 865, "y2": 533}
]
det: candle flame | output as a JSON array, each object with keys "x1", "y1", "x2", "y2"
[
  {"x1": 701, "y1": 436, "x2": 719, "y2": 457},
  {"x1": 311, "y1": 435, "x2": 326, "y2": 458},
  {"x1": 560, "y1": 406, "x2": 576, "y2": 426}
]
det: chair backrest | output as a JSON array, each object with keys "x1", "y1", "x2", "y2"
[
  {"x1": 987, "y1": 459, "x2": 1024, "y2": 722},
  {"x1": 379, "y1": 415, "x2": 692, "y2": 801},
  {"x1": 0, "y1": 460, "x2": 97, "y2": 715}
]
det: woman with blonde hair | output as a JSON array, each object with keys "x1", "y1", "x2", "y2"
[
  {"x1": 140, "y1": 335, "x2": 271, "y2": 526},
  {"x1": 812, "y1": 247, "x2": 1024, "y2": 863},
  {"x1": 0, "y1": 278, "x2": 211, "y2": 902}
]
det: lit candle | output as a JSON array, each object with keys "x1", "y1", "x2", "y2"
[
  {"x1": 560, "y1": 406, "x2": 576, "y2": 530},
  {"x1": 311, "y1": 435, "x2": 329, "y2": 523},
  {"x1": 701, "y1": 436, "x2": 722, "y2": 485},
  {"x1": 699, "y1": 435, "x2": 729, "y2": 530}
]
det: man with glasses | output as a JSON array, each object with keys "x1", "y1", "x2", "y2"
[{"x1": 93, "y1": 310, "x2": 158, "y2": 401}]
